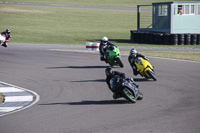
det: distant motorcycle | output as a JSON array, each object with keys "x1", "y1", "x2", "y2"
[
  {"x1": 0, "y1": 34, "x2": 6, "y2": 46},
  {"x1": 105, "y1": 45, "x2": 123, "y2": 68},
  {"x1": 110, "y1": 75, "x2": 143, "y2": 103},
  {"x1": 134, "y1": 57, "x2": 157, "y2": 81}
]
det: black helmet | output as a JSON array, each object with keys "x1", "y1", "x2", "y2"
[
  {"x1": 105, "y1": 67, "x2": 113, "y2": 76},
  {"x1": 6, "y1": 29, "x2": 10, "y2": 34}
]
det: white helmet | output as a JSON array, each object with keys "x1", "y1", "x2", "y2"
[
  {"x1": 101, "y1": 37, "x2": 108, "y2": 45},
  {"x1": 130, "y1": 48, "x2": 137, "y2": 57}
]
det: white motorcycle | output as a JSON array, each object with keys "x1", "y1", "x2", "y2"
[{"x1": 0, "y1": 34, "x2": 6, "y2": 46}]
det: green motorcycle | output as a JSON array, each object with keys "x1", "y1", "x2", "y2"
[{"x1": 105, "y1": 45, "x2": 124, "y2": 68}]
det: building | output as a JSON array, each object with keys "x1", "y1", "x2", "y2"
[{"x1": 131, "y1": 1, "x2": 200, "y2": 45}]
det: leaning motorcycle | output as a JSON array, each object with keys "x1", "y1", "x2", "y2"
[
  {"x1": 110, "y1": 75, "x2": 143, "y2": 103},
  {"x1": 134, "y1": 57, "x2": 157, "y2": 81},
  {"x1": 0, "y1": 34, "x2": 6, "y2": 46},
  {"x1": 105, "y1": 45, "x2": 123, "y2": 68}
]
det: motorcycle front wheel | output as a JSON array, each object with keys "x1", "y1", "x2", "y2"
[
  {"x1": 121, "y1": 87, "x2": 136, "y2": 103},
  {"x1": 147, "y1": 70, "x2": 157, "y2": 81},
  {"x1": 137, "y1": 91, "x2": 143, "y2": 100},
  {"x1": 116, "y1": 58, "x2": 124, "y2": 68}
]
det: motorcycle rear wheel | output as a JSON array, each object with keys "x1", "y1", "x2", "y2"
[
  {"x1": 147, "y1": 70, "x2": 157, "y2": 81},
  {"x1": 121, "y1": 87, "x2": 136, "y2": 103}
]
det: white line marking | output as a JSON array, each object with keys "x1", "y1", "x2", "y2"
[
  {"x1": 0, "y1": 107, "x2": 23, "y2": 112},
  {"x1": 0, "y1": 87, "x2": 24, "y2": 92},
  {"x1": 0, "y1": 81, "x2": 40, "y2": 117},
  {"x1": 5, "y1": 96, "x2": 33, "y2": 102}
]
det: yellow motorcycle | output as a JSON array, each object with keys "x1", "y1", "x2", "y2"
[{"x1": 135, "y1": 57, "x2": 157, "y2": 81}]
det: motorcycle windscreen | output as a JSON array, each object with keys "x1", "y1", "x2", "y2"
[{"x1": 109, "y1": 75, "x2": 122, "y2": 92}]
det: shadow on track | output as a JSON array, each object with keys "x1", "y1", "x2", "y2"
[
  {"x1": 39, "y1": 100, "x2": 130, "y2": 105},
  {"x1": 47, "y1": 66, "x2": 108, "y2": 69},
  {"x1": 71, "y1": 79, "x2": 105, "y2": 82},
  {"x1": 134, "y1": 78, "x2": 155, "y2": 82}
]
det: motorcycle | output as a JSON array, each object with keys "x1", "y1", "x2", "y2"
[
  {"x1": 110, "y1": 75, "x2": 143, "y2": 103},
  {"x1": 134, "y1": 57, "x2": 157, "y2": 81},
  {"x1": 105, "y1": 45, "x2": 124, "y2": 68},
  {"x1": 0, "y1": 34, "x2": 6, "y2": 46}
]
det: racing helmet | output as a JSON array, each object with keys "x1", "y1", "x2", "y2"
[
  {"x1": 130, "y1": 48, "x2": 137, "y2": 58},
  {"x1": 101, "y1": 37, "x2": 108, "y2": 45},
  {"x1": 105, "y1": 67, "x2": 113, "y2": 76},
  {"x1": 6, "y1": 29, "x2": 10, "y2": 34}
]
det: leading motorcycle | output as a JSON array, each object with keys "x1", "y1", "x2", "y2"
[
  {"x1": 110, "y1": 75, "x2": 143, "y2": 103},
  {"x1": 0, "y1": 34, "x2": 6, "y2": 46}
]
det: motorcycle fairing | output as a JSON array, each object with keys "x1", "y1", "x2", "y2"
[{"x1": 135, "y1": 57, "x2": 154, "y2": 76}]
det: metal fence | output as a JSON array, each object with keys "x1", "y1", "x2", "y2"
[{"x1": 137, "y1": 5, "x2": 152, "y2": 30}]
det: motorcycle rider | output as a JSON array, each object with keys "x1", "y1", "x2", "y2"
[
  {"x1": 105, "y1": 67, "x2": 134, "y2": 99},
  {"x1": 99, "y1": 37, "x2": 117, "y2": 63},
  {"x1": 128, "y1": 48, "x2": 148, "y2": 76},
  {"x1": 1, "y1": 29, "x2": 11, "y2": 47}
]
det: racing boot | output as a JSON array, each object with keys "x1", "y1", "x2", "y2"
[
  {"x1": 1, "y1": 42, "x2": 7, "y2": 47},
  {"x1": 105, "y1": 58, "x2": 108, "y2": 63},
  {"x1": 104, "y1": 55, "x2": 108, "y2": 63},
  {"x1": 100, "y1": 57, "x2": 105, "y2": 61}
]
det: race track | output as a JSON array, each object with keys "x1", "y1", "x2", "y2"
[{"x1": 0, "y1": 43, "x2": 200, "y2": 133}]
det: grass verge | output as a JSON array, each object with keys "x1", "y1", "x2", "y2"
[{"x1": 121, "y1": 51, "x2": 200, "y2": 61}]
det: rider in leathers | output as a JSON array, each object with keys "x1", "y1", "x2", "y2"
[
  {"x1": 128, "y1": 48, "x2": 148, "y2": 76},
  {"x1": 105, "y1": 67, "x2": 134, "y2": 99},
  {"x1": 1, "y1": 29, "x2": 11, "y2": 47},
  {"x1": 99, "y1": 37, "x2": 117, "y2": 63}
]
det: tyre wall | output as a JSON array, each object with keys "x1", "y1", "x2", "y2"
[{"x1": 130, "y1": 30, "x2": 200, "y2": 45}]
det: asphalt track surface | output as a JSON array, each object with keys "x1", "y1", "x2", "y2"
[{"x1": 0, "y1": 43, "x2": 200, "y2": 133}]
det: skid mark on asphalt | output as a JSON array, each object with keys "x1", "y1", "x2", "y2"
[{"x1": 0, "y1": 81, "x2": 40, "y2": 117}]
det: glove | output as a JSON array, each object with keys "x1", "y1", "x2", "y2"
[
  {"x1": 125, "y1": 77, "x2": 134, "y2": 82},
  {"x1": 144, "y1": 57, "x2": 149, "y2": 61},
  {"x1": 129, "y1": 78, "x2": 134, "y2": 82}
]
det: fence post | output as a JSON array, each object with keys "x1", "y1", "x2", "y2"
[{"x1": 137, "y1": 5, "x2": 140, "y2": 30}]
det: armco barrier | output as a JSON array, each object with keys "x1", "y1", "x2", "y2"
[{"x1": 86, "y1": 42, "x2": 100, "y2": 51}]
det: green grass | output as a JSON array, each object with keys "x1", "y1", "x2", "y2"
[
  {"x1": 0, "y1": 0, "x2": 191, "y2": 8},
  {"x1": 141, "y1": 51, "x2": 200, "y2": 61},
  {"x1": 121, "y1": 51, "x2": 200, "y2": 61},
  {"x1": 1, "y1": 5, "x2": 137, "y2": 45}
]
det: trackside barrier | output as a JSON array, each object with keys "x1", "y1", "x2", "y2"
[
  {"x1": 130, "y1": 31, "x2": 200, "y2": 45},
  {"x1": 86, "y1": 42, "x2": 100, "y2": 51},
  {"x1": 86, "y1": 42, "x2": 93, "y2": 51}
]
